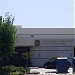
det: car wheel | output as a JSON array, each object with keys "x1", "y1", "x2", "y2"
[{"x1": 44, "y1": 65, "x2": 48, "y2": 68}]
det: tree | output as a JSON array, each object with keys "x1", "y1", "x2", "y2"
[
  {"x1": 22, "y1": 52, "x2": 33, "y2": 67},
  {"x1": 0, "y1": 12, "x2": 17, "y2": 66}
]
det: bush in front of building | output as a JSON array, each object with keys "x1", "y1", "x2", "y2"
[{"x1": 0, "y1": 65, "x2": 29, "y2": 75}]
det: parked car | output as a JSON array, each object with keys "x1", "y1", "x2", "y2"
[{"x1": 44, "y1": 58, "x2": 71, "y2": 69}]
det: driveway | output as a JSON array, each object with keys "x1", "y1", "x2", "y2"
[{"x1": 30, "y1": 67, "x2": 73, "y2": 75}]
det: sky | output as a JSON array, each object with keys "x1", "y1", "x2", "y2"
[{"x1": 0, "y1": 0, "x2": 74, "y2": 28}]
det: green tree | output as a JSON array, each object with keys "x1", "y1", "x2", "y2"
[
  {"x1": 0, "y1": 12, "x2": 17, "y2": 66},
  {"x1": 22, "y1": 52, "x2": 33, "y2": 67}
]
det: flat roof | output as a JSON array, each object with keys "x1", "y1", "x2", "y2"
[{"x1": 17, "y1": 28, "x2": 75, "y2": 35}]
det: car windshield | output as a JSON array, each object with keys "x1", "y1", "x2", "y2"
[
  {"x1": 67, "y1": 59, "x2": 71, "y2": 62},
  {"x1": 49, "y1": 59, "x2": 54, "y2": 62},
  {"x1": 49, "y1": 57, "x2": 57, "y2": 62}
]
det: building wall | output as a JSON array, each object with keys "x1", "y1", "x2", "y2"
[
  {"x1": 16, "y1": 28, "x2": 75, "y2": 67},
  {"x1": 30, "y1": 46, "x2": 74, "y2": 67},
  {"x1": 16, "y1": 34, "x2": 74, "y2": 46},
  {"x1": 17, "y1": 28, "x2": 75, "y2": 35},
  {"x1": 17, "y1": 37, "x2": 35, "y2": 46}
]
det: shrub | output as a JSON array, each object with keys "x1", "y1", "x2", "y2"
[
  {"x1": 0, "y1": 66, "x2": 27, "y2": 75},
  {"x1": 10, "y1": 71, "x2": 24, "y2": 75}
]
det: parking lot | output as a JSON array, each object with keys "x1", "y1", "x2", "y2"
[{"x1": 30, "y1": 67, "x2": 73, "y2": 75}]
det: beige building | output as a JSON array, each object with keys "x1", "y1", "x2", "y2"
[{"x1": 16, "y1": 26, "x2": 75, "y2": 67}]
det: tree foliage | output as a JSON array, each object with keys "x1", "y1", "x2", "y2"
[
  {"x1": 22, "y1": 52, "x2": 33, "y2": 59},
  {"x1": 22, "y1": 52, "x2": 33, "y2": 66},
  {"x1": 0, "y1": 12, "x2": 17, "y2": 61}
]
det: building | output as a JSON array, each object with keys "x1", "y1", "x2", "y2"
[{"x1": 16, "y1": 27, "x2": 75, "y2": 67}]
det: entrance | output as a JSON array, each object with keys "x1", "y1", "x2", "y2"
[{"x1": 11, "y1": 47, "x2": 30, "y2": 67}]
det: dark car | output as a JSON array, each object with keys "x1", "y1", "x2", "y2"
[{"x1": 44, "y1": 58, "x2": 71, "y2": 69}]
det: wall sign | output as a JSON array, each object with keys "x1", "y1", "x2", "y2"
[
  {"x1": 35, "y1": 40, "x2": 40, "y2": 46},
  {"x1": 40, "y1": 39, "x2": 74, "y2": 46}
]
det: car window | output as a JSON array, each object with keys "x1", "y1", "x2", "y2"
[
  {"x1": 50, "y1": 60, "x2": 54, "y2": 62},
  {"x1": 49, "y1": 58, "x2": 56, "y2": 62},
  {"x1": 67, "y1": 59, "x2": 71, "y2": 62}
]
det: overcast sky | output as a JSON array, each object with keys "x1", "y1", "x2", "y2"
[{"x1": 0, "y1": 0, "x2": 74, "y2": 28}]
